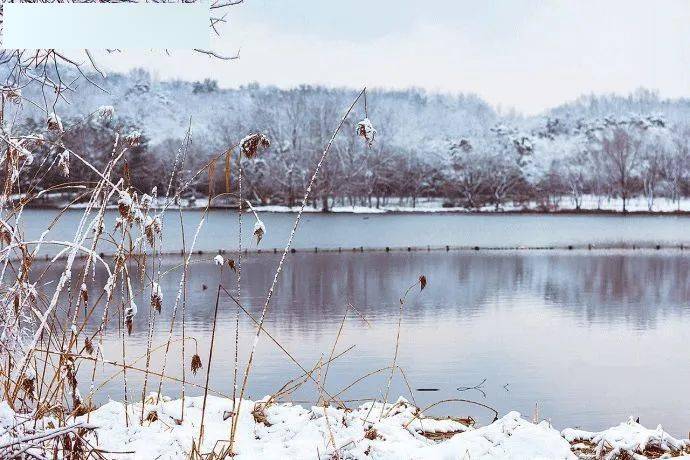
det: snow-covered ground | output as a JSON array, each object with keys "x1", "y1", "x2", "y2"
[
  {"x1": 2, "y1": 396, "x2": 688, "y2": 459},
  {"x1": 19, "y1": 193, "x2": 690, "y2": 213},
  {"x1": 182, "y1": 195, "x2": 690, "y2": 214},
  {"x1": 254, "y1": 196, "x2": 690, "y2": 214}
]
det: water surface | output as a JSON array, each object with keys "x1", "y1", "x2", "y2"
[
  {"x1": 42, "y1": 249, "x2": 690, "y2": 435},
  {"x1": 17, "y1": 208, "x2": 690, "y2": 255}
]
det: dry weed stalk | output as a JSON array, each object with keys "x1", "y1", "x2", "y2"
[
  {"x1": 0, "y1": 86, "x2": 495, "y2": 460},
  {"x1": 0, "y1": 99, "x2": 248, "y2": 457},
  {"x1": 380, "y1": 275, "x2": 426, "y2": 418},
  {"x1": 224, "y1": 88, "x2": 368, "y2": 456}
]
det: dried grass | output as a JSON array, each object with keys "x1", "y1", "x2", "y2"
[{"x1": 0, "y1": 87, "x2": 495, "y2": 460}]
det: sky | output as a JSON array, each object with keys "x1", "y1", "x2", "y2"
[{"x1": 96, "y1": 0, "x2": 690, "y2": 115}]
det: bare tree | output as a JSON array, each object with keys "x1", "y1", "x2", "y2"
[
  {"x1": 448, "y1": 139, "x2": 488, "y2": 208},
  {"x1": 0, "y1": 0, "x2": 243, "y2": 113},
  {"x1": 667, "y1": 127, "x2": 690, "y2": 210},
  {"x1": 597, "y1": 126, "x2": 643, "y2": 212}
]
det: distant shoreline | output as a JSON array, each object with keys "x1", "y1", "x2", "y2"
[
  {"x1": 18, "y1": 202, "x2": 690, "y2": 216},
  {"x1": 13, "y1": 191, "x2": 690, "y2": 215}
]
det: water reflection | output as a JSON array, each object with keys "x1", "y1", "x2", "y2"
[{"x1": 37, "y1": 250, "x2": 690, "y2": 435}]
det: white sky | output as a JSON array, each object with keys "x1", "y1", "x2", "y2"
[{"x1": 96, "y1": 0, "x2": 690, "y2": 115}]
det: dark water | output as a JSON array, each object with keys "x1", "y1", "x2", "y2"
[
  {"x1": 40, "y1": 250, "x2": 690, "y2": 435},
  {"x1": 17, "y1": 208, "x2": 690, "y2": 255}
]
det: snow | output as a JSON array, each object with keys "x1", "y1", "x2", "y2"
[
  {"x1": 252, "y1": 195, "x2": 690, "y2": 214},
  {"x1": 47, "y1": 112, "x2": 63, "y2": 131},
  {"x1": 20, "y1": 191, "x2": 690, "y2": 214},
  {"x1": 240, "y1": 133, "x2": 270, "y2": 158},
  {"x1": 2, "y1": 396, "x2": 686, "y2": 459},
  {"x1": 563, "y1": 417, "x2": 690, "y2": 459},
  {"x1": 96, "y1": 105, "x2": 115, "y2": 121},
  {"x1": 253, "y1": 205, "x2": 387, "y2": 213},
  {"x1": 57, "y1": 149, "x2": 70, "y2": 177},
  {"x1": 125, "y1": 130, "x2": 142, "y2": 146},
  {"x1": 104, "y1": 274, "x2": 116, "y2": 297},
  {"x1": 151, "y1": 281, "x2": 163, "y2": 311},
  {"x1": 356, "y1": 117, "x2": 377, "y2": 146}
]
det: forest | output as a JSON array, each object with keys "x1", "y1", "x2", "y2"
[{"x1": 5, "y1": 68, "x2": 690, "y2": 212}]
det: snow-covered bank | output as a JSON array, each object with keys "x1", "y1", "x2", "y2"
[
  {"x1": 18, "y1": 194, "x2": 690, "y2": 214},
  {"x1": 2, "y1": 396, "x2": 688, "y2": 459},
  {"x1": 254, "y1": 196, "x2": 690, "y2": 214}
]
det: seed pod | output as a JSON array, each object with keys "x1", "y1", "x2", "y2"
[
  {"x1": 144, "y1": 216, "x2": 161, "y2": 247},
  {"x1": 57, "y1": 150, "x2": 70, "y2": 177},
  {"x1": 84, "y1": 337, "x2": 94, "y2": 355},
  {"x1": 21, "y1": 375, "x2": 35, "y2": 401},
  {"x1": 125, "y1": 130, "x2": 142, "y2": 147},
  {"x1": 0, "y1": 229, "x2": 11, "y2": 245},
  {"x1": 125, "y1": 301, "x2": 137, "y2": 335},
  {"x1": 117, "y1": 192, "x2": 133, "y2": 220},
  {"x1": 5, "y1": 87, "x2": 22, "y2": 104},
  {"x1": 356, "y1": 118, "x2": 377, "y2": 146},
  {"x1": 253, "y1": 219, "x2": 265, "y2": 245},
  {"x1": 80, "y1": 283, "x2": 88, "y2": 305},
  {"x1": 47, "y1": 112, "x2": 63, "y2": 131},
  {"x1": 240, "y1": 133, "x2": 270, "y2": 159},
  {"x1": 151, "y1": 289, "x2": 162, "y2": 313},
  {"x1": 118, "y1": 203, "x2": 130, "y2": 219},
  {"x1": 191, "y1": 354, "x2": 202, "y2": 375}
]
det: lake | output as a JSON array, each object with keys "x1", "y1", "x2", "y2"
[
  {"x1": 18, "y1": 210, "x2": 690, "y2": 435},
  {"x1": 14, "y1": 208, "x2": 690, "y2": 255},
  {"x1": 34, "y1": 250, "x2": 688, "y2": 437}
]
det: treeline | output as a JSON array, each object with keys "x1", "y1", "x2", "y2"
[{"x1": 7, "y1": 71, "x2": 690, "y2": 212}]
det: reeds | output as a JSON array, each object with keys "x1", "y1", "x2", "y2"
[{"x1": 0, "y1": 87, "x2": 494, "y2": 459}]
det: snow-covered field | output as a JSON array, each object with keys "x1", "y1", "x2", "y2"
[
  {"x1": 22, "y1": 193, "x2": 690, "y2": 214},
  {"x1": 254, "y1": 196, "x2": 690, "y2": 214},
  {"x1": 2, "y1": 395, "x2": 688, "y2": 459}
]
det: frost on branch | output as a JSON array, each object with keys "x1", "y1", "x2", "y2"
[
  {"x1": 356, "y1": 117, "x2": 377, "y2": 146},
  {"x1": 104, "y1": 274, "x2": 116, "y2": 298},
  {"x1": 240, "y1": 133, "x2": 270, "y2": 158}
]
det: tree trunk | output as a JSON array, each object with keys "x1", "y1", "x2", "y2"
[{"x1": 622, "y1": 194, "x2": 627, "y2": 213}]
